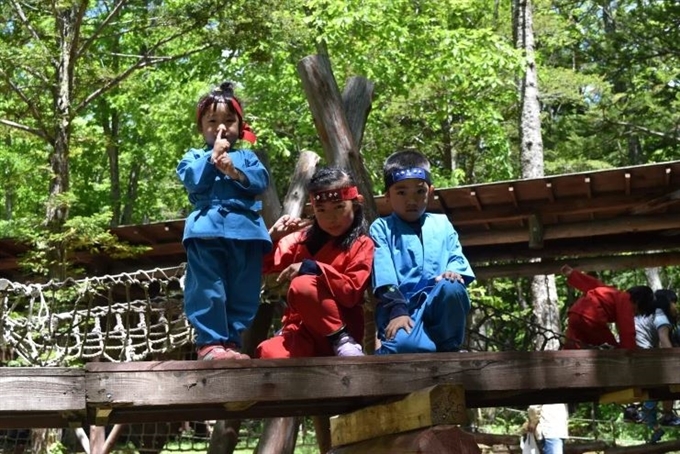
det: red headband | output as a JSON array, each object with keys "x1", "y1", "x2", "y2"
[{"x1": 310, "y1": 186, "x2": 359, "y2": 205}]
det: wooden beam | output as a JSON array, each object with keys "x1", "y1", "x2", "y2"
[
  {"x1": 460, "y1": 214, "x2": 680, "y2": 246},
  {"x1": 0, "y1": 367, "x2": 85, "y2": 425},
  {"x1": 330, "y1": 384, "x2": 467, "y2": 447},
  {"x1": 448, "y1": 193, "x2": 651, "y2": 226},
  {"x1": 8, "y1": 349, "x2": 680, "y2": 427},
  {"x1": 78, "y1": 349, "x2": 680, "y2": 425},
  {"x1": 473, "y1": 251, "x2": 680, "y2": 280}
]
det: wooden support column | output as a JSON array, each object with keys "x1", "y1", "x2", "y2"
[
  {"x1": 528, "y1": 214, "x2": 544, "y2": 249},
  {"x1": 330, "y1": 384, "x2": 468, "y2": 448}
]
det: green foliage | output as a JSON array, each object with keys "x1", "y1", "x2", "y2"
[{"x1": 5, "y1": 211, "x2": 149, "y2": 279}]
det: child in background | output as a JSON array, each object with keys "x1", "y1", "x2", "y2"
[
  {"x1": 561, "y1": 265, "x2": 654, "y2": 350},
  {"x1": 370, "y1": 149, "x2": 475, "y2": 355},
  {"x1": 177, "y1": 81, "x2": 271, "y2": 361},
  {"x1": 256, "y1": 167, "x2": 374, "y2": 358},
  {"x1": 631, "y1": 288, "x2": 680, "y2": 442},
  {"x1": 523, "y1": 404, "x2": 570, "y2": 454}
]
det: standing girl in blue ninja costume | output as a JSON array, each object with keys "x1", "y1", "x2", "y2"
[
  {"x1": 177, "y1": 82, "x2": 272, "y2": 361},
  {"x1": 370, "y1": 149, "x2": 475, "y2": 354}
]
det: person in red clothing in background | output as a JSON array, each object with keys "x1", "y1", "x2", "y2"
[{"x1": 561, "y1": 265, "x2": 654, "y2": 350}]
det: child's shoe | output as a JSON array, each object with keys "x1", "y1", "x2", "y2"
[
  {"x1": 650, "y1": 428, "x2": 665, "y2": 444},
  {"x1": 197, "y1": 344, "x2": 250, "y2": 360},
  {"x1": 660, "y1": 413, "x2": 680, "y2": 427},
  {"x1": 332, "y1": 333, "x2": 364, "y2": 357}
]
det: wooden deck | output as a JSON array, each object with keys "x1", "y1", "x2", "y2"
[{"x1": 3, "y1": 349, "x2": 680, "y2": 429}]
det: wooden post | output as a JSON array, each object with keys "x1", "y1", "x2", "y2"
[{"x1": 297, "y1": 54, "x2": 378, "y2": 223}]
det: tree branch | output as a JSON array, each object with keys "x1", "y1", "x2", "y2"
[
  {"x1": 77, "y1": 0, "x2": 129, "y2": 59},
  {"x1": 611, "y1": 120, "x2": 680, "y2": 142},
  {"x1": 73, "y1": 43, "x2": 214, "y2": 115},
  {"x1": 0, "y1": 68, "x2": 49, "y2": 137},
  {"x1": 8, "y1": 0, "x2": 58, "y2": 67},
  {"x1": 0, "y1": 118, "x2": 47, "y2": 140}
]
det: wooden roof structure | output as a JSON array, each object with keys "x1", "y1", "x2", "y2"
[{"x1": 1, "y1": 160, "x2": 680, "y2": 281}]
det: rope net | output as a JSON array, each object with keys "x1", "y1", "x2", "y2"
[
  {"x1": 0, "y1": 267, "x2": 192, "y2": 366},
  {"x1": 0, "y1": 265, "x2": 568, "y2": 367}
]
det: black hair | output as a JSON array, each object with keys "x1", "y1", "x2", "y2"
[
  {"x1": 302, "y1": 167, "x2": 367, "y2": 252},
  {"x1": 654, "y1": 289, "x2": 678, "y2": 326},
  {"x1": 382, "y1": 149, "x2": 431, "y2": 191},
  {"x1": 628, "y1": 285, "x2": 655, "y2": 316},
  {"x1": 195, "y1": 81, "x2": 243, "y2": 130}
]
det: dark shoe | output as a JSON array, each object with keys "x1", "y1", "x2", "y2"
[
  {"x1": 660, "y1": 413, "x2": 680, "y2": 427},
  {"x1": 650, "y1": 428, "x2": 665, "y2": 444}
]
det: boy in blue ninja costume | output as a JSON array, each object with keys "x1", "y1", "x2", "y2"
[
  {"x1": 370, "y1": 149, "x2": 475, "y2": 354},
  {"x1": 177, "y1": 82, "x2": 272, "y2": 361}
]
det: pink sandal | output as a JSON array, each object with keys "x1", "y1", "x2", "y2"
[{"x1": 197, "y1": 344, "x2": 250, "y2": 361}]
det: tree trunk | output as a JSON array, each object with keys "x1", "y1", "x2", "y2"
[
  {"x1": 254, "y1": 417, "x2": 301, "y2": 454},
  {"x1": 256, "y1": 55, "x2": 376, "y2": 454},
  {"x1": 103, "y1": 105, "x2": 122, "y2": 227},
  {"x1": 44, "y1": 1, "x2": 83, "y2": 282},
  {"x1": 207, "y1": 420, "x2": 241, "y2": 454},
  {"x1": 645, "y1": 267, "x2": 663, "y2": 291},
  {"x1": 513, "y1": 0, "x2": 561, "y2": 349}
]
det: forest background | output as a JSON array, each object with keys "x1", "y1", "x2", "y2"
[{"x1": 0, "y1": 0, "x2": 679, "y2": 449}]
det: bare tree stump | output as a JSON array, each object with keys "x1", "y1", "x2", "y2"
[{"x1": 328, "y1": 425, "x2": 481, "y2": 454}]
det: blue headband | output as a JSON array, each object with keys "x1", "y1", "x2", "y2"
[{"x1": 384, "y1": 167, "x2": 432, "y2": 189}]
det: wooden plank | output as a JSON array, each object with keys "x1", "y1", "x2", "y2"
[
  {"x1": 0, "y1": 367, "x2": 86, "y2": 427},
  {"x1": 330, "y1": 384, "x2": 467, "y2": 447},
  {"x1": 460, "y1": 213, "x2": 680, "y2": 246},
  {"x1": 0, "y1": 368, "x2": 85, "y2": 412},
  {"x1": 599, "y1": 387, "x2": 648, "y2": 404},
  {"x1": 84, "y1": 349, "x2": 680, "y2": 417},
  {"x1": 473, "y1": 251, "x2": 680, "y2": 279}
]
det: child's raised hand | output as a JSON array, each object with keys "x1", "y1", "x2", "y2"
[
  {"x1": 268, "y1": 215, "x2": 311, "y2": 241},
  {"x1": 385, "y1": 315, "x2": 413, "y2": 340},
  {"x1": 213, "y1": 127, "x2": 231, "y2": 155},
  {"x1": 214, "y1": 152, "x2": 234, "y2": 173},
  {"x1": 277, "y1": 262, "x2": 302, "y2": 283},
  {"x1": 435, "y1": 271, "x2": 465, "y2": 284}
]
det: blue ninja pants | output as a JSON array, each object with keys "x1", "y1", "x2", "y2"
[
  {"x1": 183, "y1": 238, "x2": 263, "y2": 348},
  {"x1": 376, "y1": 279, "x2": 470, "y2": 354}
]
